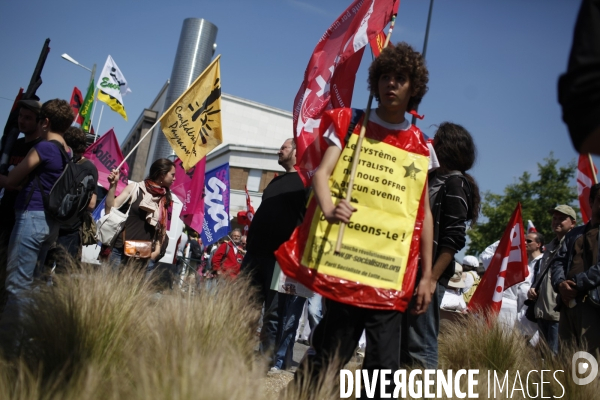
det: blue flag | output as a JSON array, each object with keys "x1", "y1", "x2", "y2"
[
  {"x1": 200, "y1": 163, "x2": 230, "y2": 246},
  {"x1": 92, "y1": 196, "x2": 106, "y2": 222}
]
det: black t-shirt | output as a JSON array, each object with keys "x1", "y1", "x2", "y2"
[
  {"x1": 0, "y1": 137, "x2": 42, "y2": 231},
  {"x1": 246, "y1": 172, "x2": 309, "y2": 257}
]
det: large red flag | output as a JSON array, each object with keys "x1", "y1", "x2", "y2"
[
  {"x1": 468, "y1": 203, "x2": 529, "y2": 315},
  {"x1": 83, "y1": 129, "x2": 129, "y2": 195},
  {"x1": 171, "y1": 158, "x2": 206, "y2": 235},
  {"x1": 577, "y1": 154, "x2": 598, "y2": 223},
  {"x1": 293, "y1": 0, "x2": 400, "y2": 185},
  {"x1": 69, "y1": 87, "x2": 84, "y2": 124}
]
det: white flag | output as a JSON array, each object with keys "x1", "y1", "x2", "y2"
[{"x1": 96, "y1": 55, "x2": 131, "y2": 120}]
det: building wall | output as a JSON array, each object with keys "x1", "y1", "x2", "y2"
[{"x1": 122, "y1": 87, "x2": 294, "y2": 223}]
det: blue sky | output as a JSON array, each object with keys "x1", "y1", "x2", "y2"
[{"x1": 0, "y1": 0, "x2": 590, "y2": 204}]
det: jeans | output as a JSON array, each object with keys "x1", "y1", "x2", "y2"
[
  {"x1": 109, "y1": 247, "x2": 152, "y2": 273},
  {"x1": 260, "y1": 290, "x2": 279, "y2": 359},
  {"x1": 306, "y1": 292, "x2": 323, "y2": 331},
  {"x1": 0, "y1": 210, "x2": 59, "y2": 353},
  {"x1": 273, "y1": 294, "x2": 307, "y2": 369},
  {"x1": 537, "y1": 319, "x2": 559, "y2": 354},
  {"x1": 401, "y1": 282, "x2": 445, "y2": 369}
]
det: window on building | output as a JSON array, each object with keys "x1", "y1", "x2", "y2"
[{"x1": 247, "y1": 169, "x2": 262, "y2": 192}]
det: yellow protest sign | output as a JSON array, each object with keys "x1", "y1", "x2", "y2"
[
  {"x1": 301, "y1": 134, "x2": 429, "y2": 291},
  {"x1": 160, "y1": 56, "x2": 222, "y2": 171}
]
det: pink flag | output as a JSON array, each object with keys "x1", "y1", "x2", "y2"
[
  {"x1": 468, "y1": 203, "x2": 529, "y2": 316},
  {"x1": 577, "y1": 154, "x2": 598, "y2": 223},
  {"x1": 171, "y1": 157, "x2": 207, "y2": 234},
  {"x1": 293, "y1": 0, "x2": 400, "y2": 185},
  {"x1": 527, "y1": 220, "x2": 537, "y2": 233},
  {"x1": 83, "y1": 129, "x2": 129, "y2": 195}
]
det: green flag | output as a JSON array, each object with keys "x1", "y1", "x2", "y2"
[{"x1": 80, "y1": 80, "x2": 95, "y2": 132}]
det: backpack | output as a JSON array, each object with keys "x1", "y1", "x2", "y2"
[{"x1": 28, "y1": 140, "x2": 96, "y2": 224}]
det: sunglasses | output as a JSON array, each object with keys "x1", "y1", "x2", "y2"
[{"x1": 526, "y1": 239, "x2": 534, "y2": 243}]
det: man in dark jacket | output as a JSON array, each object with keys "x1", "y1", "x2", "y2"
[{"x1": 551, "y1": 183, "x2": 600, "y2": 354}]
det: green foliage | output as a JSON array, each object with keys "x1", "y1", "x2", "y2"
[{"x1": 467, "y1": 153, "x2": 578, "y2": 254}]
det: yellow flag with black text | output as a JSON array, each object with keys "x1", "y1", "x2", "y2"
[{"x1": 160, "y1": 56, "x2": 222, "y2": 171}]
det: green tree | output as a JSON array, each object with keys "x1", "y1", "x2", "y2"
[{"x1": 467, "y1": 153, "x2": 578, "y2": 254}]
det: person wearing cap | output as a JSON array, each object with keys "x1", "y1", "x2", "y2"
[
  {"x1": 526, "y1": 205, "x2": 576, "y2": 354},
  {"x1": 440, "y1": 262, "x2": 467, "y2": 312},
  {"x1": 461, "y1": 255, "x2": 481, "y2": 303},
  {"x1": 551, "y1": 186, "x2": 600, "y2": 355},
  {"x1": 0, "y1": 99, "x2": 42, "y2": 310}
]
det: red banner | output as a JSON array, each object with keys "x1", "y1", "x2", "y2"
[
  {"x1": 293, "y1": 0, "x2": 400, "y2": 185},
  {"x1": 83, "y1": 129, "x2": 129, "y2": 195},
  {"x1": 171, "y1": 157, "x2": 206, "y2": 235},
  {"x1": 369, "y1": 30, "x2": 387, "y2": 57},
  {"x1": 577, "y1": 154, "x2": 598, "y2": 223},
  {"x1": 468, "y1": 203, "x2": 528, "y2": 315},
  {"x1": 70, "y1": 86, "x2": 84, "y2": 124}
]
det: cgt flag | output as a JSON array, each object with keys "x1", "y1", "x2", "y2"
[
  {"x1": 200, "y1": 163, "x2": 230, "y2": 246},
  {"x1": 83, "y1": 129, "x2": 130, "y2": 195},
  {"x1": 468, "y1": 203, "x2": 529, "y2": 316},
  {"x1": 369, "y1": 31, "x2": 387, "y2": 57},
  {"x1": 160, "y1": 56, "x2": 222, "y2": 172},
  {"x1": 527, "y1": 220, "x2": 537, "y2": 233},
  {"x1": 293, "y1": 0, "x2": 400, "y2": 185},
  {"x1": 70, "y1": 87, "x2": 84, "y2": 124},
  {"x1": 171, "y1": 157, "x2": 207, "y2": 235},
  {"x1": 577, "y1": 154, "x2": 598, "y2": 223},
  {"x1": 96, "y1": 55, "x2": 131, "y2": 121},
  {"x1": 80, "y1": 80, "x2": 95, "y2": 132}
]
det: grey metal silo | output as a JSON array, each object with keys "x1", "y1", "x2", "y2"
[{"x1": 152, "y1": 18, "x2": 218, "y2": 161}]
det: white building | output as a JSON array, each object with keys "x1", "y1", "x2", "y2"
[{"x1": 120, "y1": 82, "x2": 293, "y2": 227}]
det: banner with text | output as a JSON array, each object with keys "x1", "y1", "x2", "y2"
[
  {"x1": 276, "y1": 108, "x2": 430, "y2": 312},
  {"x1": 83, "y1": 129, "x2": 129, "y2": 195},
  {"x1": 200, "y1": 163, "x2": 230, "y2": 246}
]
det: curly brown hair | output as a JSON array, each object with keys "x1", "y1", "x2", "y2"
[
  {"x1": 64, "y1": 127, "x2": 88, "y2": 154},
  {"x1": 368, "y1": 42, "x2": 429, "y2": 111},
  {"x1": 39, "y1": 99, "x2": 74, "y2": 134}
]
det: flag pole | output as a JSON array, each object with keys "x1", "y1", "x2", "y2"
[
  {"x1": 116, "y1": 119, "x2": 161, "y2": 170},
  {"x1": 411, "y1": 0, "x2": 435, "y2": 126},
  {"x1": 89, "y1": 88, "x2": 99, "y2": 141},
  {"x1": 335, "y1": 14, "x2": 399, "y2": 254},
  {"x1": 96, "y1": 105, "x2": 105, "y2": 139},
  {"x1": 589, "y1": 153, "x2": 598, "y2": 184}
]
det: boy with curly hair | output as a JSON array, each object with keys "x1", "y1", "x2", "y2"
[{"x1": 291, "y1": 42, "x2": 435, "y2": 398}]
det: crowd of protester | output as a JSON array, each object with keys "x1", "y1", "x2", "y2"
[{"x1": 0, "y1": 15, "x2": 598, "y2": 397}]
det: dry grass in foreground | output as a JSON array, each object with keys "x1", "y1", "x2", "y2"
[{"x1": 0, "y1": 261, "x2": 599, "y2": 400}]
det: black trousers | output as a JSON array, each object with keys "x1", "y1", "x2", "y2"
[{"x1": 294, "y1": 299, "x2": 403, "y2": 399}]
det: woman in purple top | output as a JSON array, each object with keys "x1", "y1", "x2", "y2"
[{"x1": 0, "y1": 99, "x2": 73, "y2": 353}]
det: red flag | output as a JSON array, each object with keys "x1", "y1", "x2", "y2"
[
  {"x1": 369, "y1": 30, "x2": 387, "y2": 57},
  {"x1": 527, "y1": 220, "x2": 537, "y2": 233},
  {"x1": 83, "y1": 129, "x2": 129, "y2": 195},
  {"x1": 171, "y1": 158, "x2": 206, "y2": 235},
  {"x1": 468, "y1": 203, "x2": 529, "y2": 315},
  {"x1": 577, "y1": 154, "x2": 598, "y2": 223},
  {"x1": 241, "y1": 185, "x2": 255, "y2": 234},
  {"x1": 69, "y1": 87, "x2": 84, "y2": 124},
  {"x1": 293, "y1": 0, "x2": 400, "y2": 185}
]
